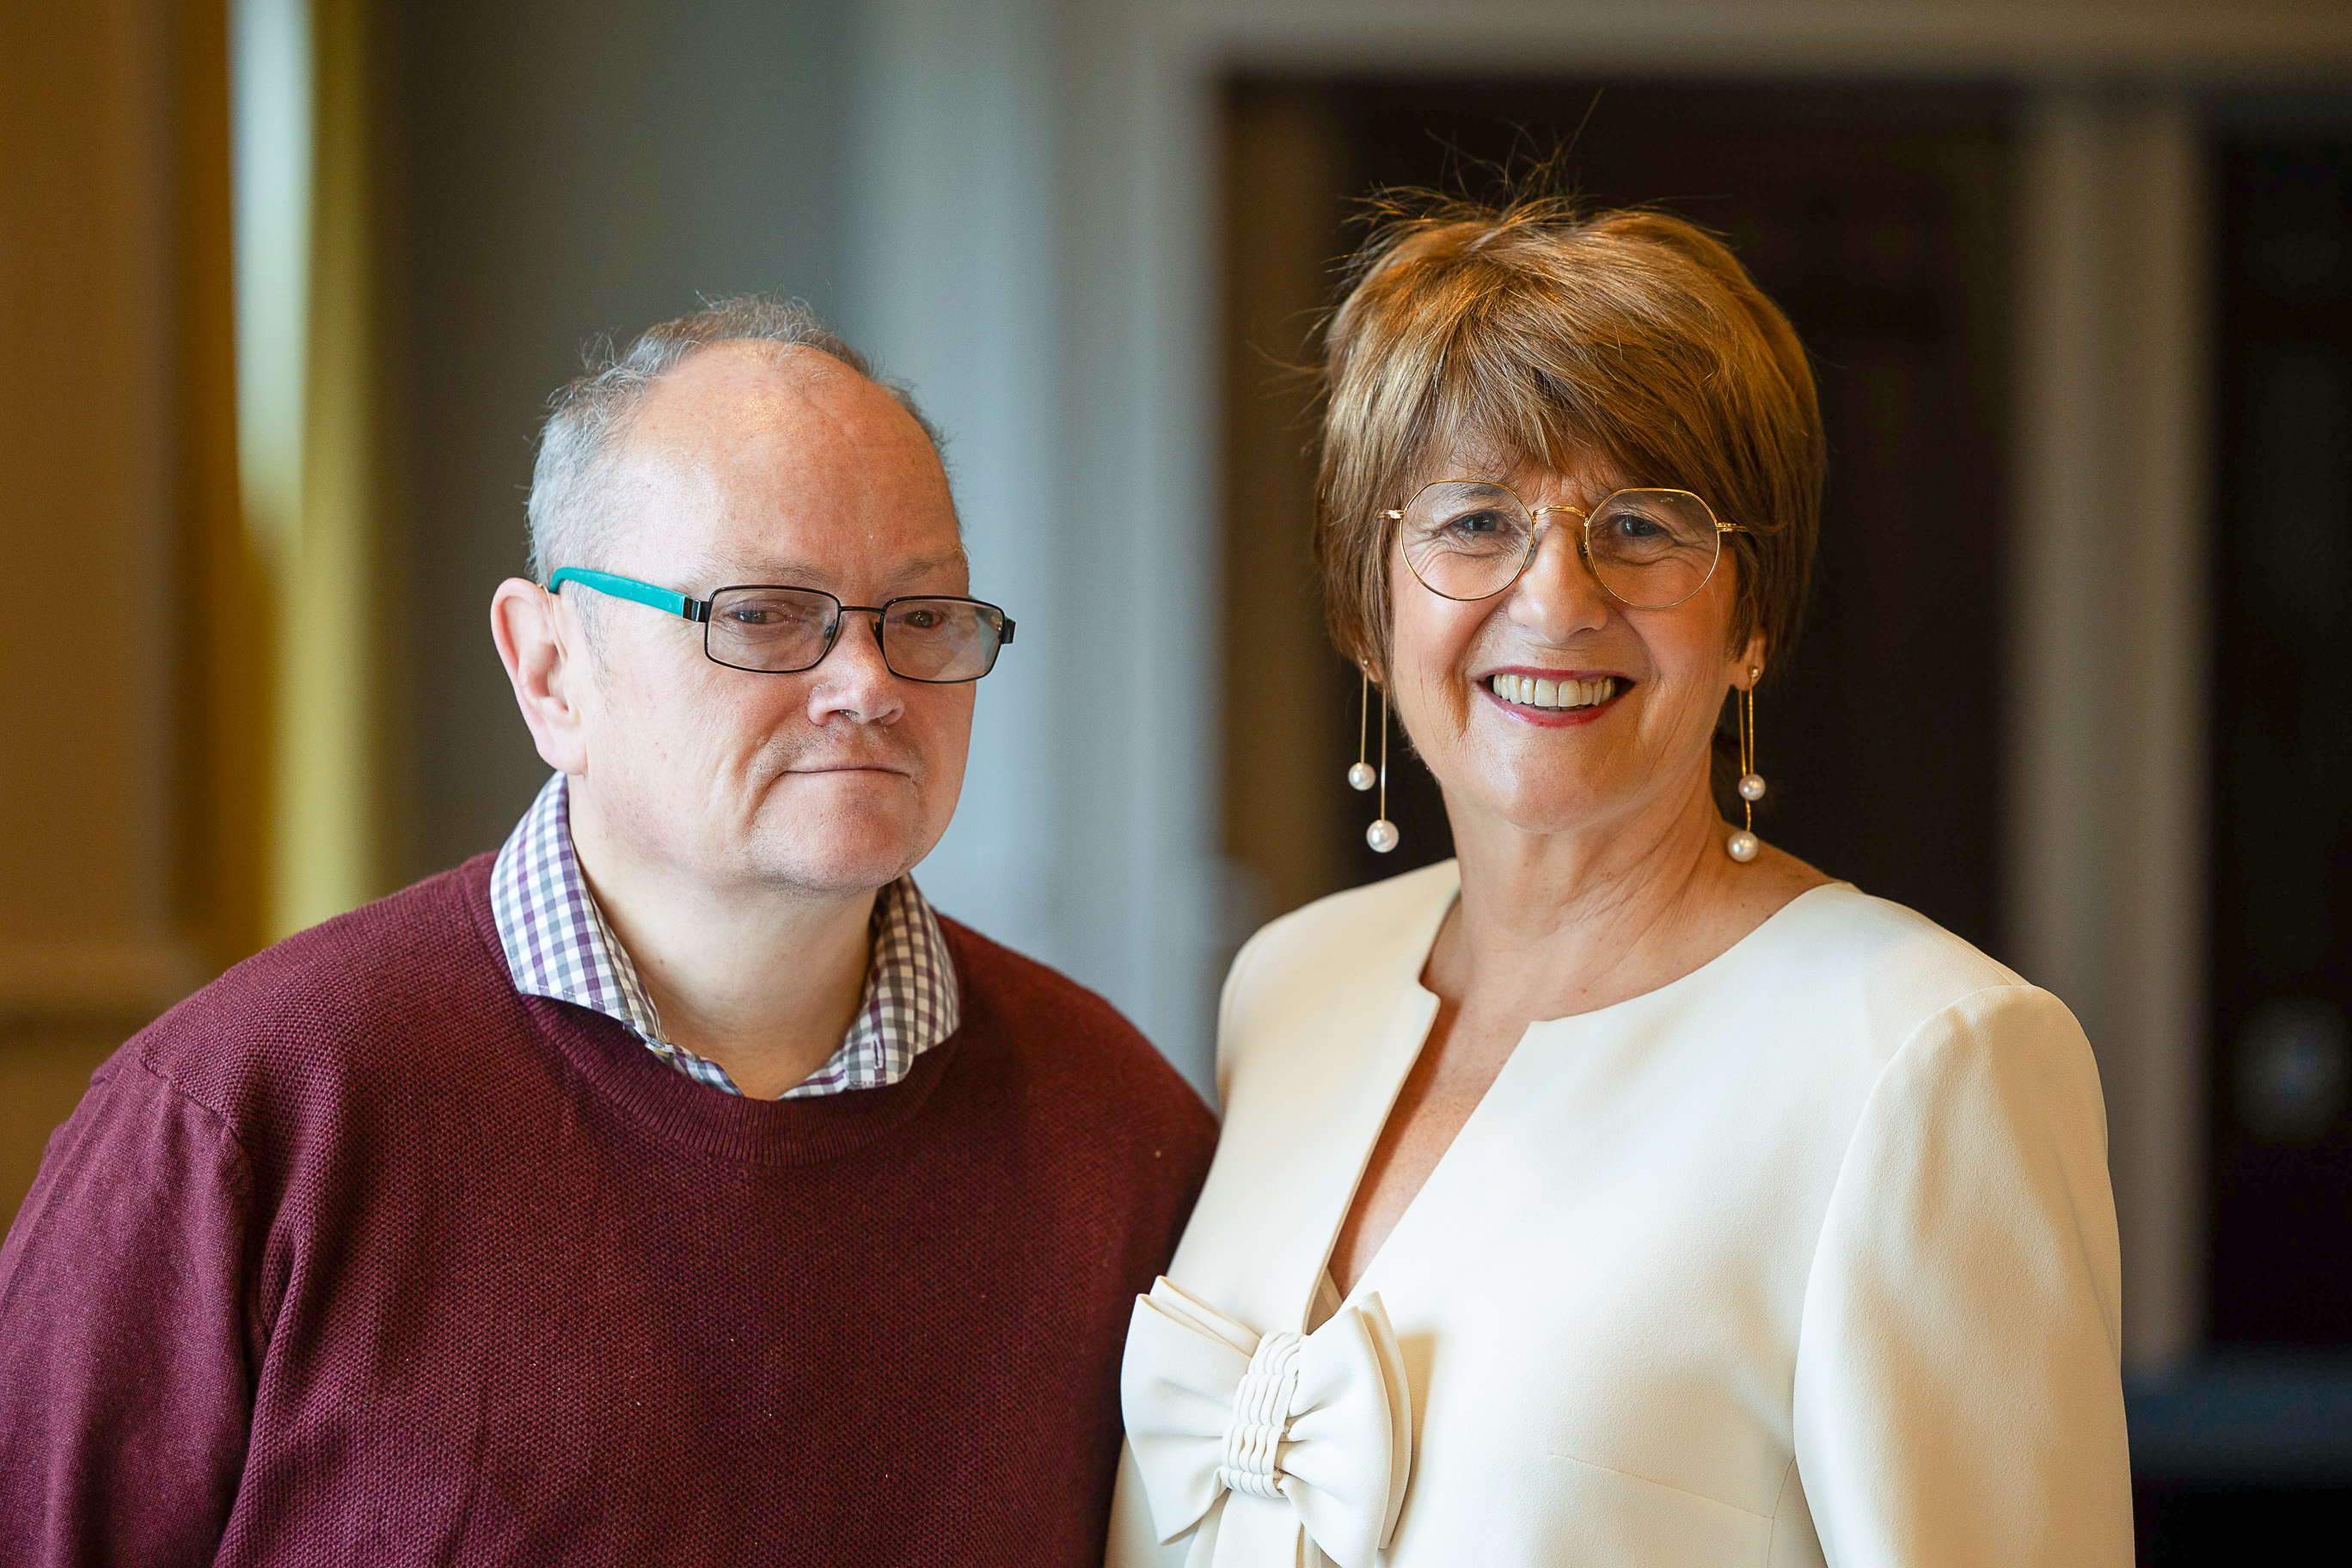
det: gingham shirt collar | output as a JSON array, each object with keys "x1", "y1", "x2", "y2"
[{"x1": 488, "y1": 772, "x2": 959, "y2": 1098}]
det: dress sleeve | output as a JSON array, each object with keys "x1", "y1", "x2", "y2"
[
  {"x1": 1792, "y1": 983, "x2": 2132, "y2": 1567},
  {"x1": 0, "y1": 1052, "x2": 259, "y2": 1566}
]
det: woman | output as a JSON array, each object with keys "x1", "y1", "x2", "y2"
[{"x1": 1108, "y1": 200, "x2": 2130, "y2": 1567}]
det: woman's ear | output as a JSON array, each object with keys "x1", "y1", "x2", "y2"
[{"x1": 1734, "y1": 628, "x2": 1769, "y2": 689}]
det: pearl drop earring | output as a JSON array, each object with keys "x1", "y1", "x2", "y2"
[
  {"x1": 1348, "y1": 670, "x2": 1377, "y2": 793},
  {"x1": 1727, "y1": 667, "x2": 1764, "y2": 863},
  {"x1": 1351, "y1": 668, "x2": 1399, "y2": 854}
]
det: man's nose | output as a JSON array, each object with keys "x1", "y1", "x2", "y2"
[
  {"x1": 807, "y1": 611, "x2": 905, "y2": 724},
  {"x1": 1506, "y1": 518, "x2": 1611, "y2": 640}
]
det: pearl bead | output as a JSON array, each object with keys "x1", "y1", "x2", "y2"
[
  {"x1": 1366, "y1": 818, "x2": 1400, "y2": 854},
  {"x1": 1737, "y1": 773, "x2": 1767, "y2": 802},
  {"x1": 1347, "y1": 762, "x2": 1377, "y2": 792},
  {"x1": 1726, "y1": 829, "x2": 1760, "y2": 863}
]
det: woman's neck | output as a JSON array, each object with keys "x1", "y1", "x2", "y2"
[{"x1": 1428, "y1": 774, "x2": 1828, "y2": 1022}]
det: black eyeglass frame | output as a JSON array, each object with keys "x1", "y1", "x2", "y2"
[{"x1": 547, "y1": 567, "x2": 1016, "y2": 683}]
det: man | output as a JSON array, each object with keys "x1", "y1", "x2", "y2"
[{"x1": 0, "y1": 298, "x2": 1216, "y2": 1565}]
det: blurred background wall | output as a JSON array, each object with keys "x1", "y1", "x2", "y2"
[{"x1": 4, "y1": 1, "x2": 2350, "y2": 1558}]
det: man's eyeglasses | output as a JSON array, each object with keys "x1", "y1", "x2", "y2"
[{"x1": 548, "y1": 568, "x2": 1015, "y2": 683}]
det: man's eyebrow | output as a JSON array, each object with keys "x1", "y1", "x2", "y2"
[
  {"x1": 883, "y1": 549, "x2": 971, "y2": 585},
  {"x1": 695, "y1": 549, "x2": 971, "y2": 591}
]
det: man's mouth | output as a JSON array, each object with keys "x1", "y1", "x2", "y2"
[{"x1": 1484, "y1": 672, "x2": 1625, "y2": 712}]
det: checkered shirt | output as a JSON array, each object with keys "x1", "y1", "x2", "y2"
[{"x1": 488, "y1": 772, "x2": 960, "y2": 1098}]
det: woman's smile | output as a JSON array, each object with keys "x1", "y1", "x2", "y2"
[{"x1": 1476, "y1": 668, "x2": 1632, "y2": 726}]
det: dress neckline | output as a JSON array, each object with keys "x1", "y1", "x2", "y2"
[
  {"x1": 1406, "y1": 871, "x2": 1856, "y2": 1028},
  {"x1": 1322, "y1": 876, "x2": 1854, "y2": 1305}
]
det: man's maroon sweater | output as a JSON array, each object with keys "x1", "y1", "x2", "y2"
[{"x1": 0, "y1": 857, "x2": 1216, "y2": 1566}]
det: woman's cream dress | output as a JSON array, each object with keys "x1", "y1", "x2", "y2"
[{"x1": 1110, "y1": 861, "x2": 2131, "y2": 1568}]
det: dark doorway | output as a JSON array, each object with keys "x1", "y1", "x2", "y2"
[
  {"x1": 2207, "y1": 134, "x2": 2352, "y2": 1347},
  {"x1": 2135, "y1": 1482, "x2": 2349, "y2": 1566},
  {"x1": 1219, "y1": 80, "x2": 2018, "y2": 953}
]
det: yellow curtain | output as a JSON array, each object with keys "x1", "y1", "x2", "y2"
[
  {"x1": 230, "y1": 0, "x2": 401, "y2": 945},
  {"x1": 182, "y1": 0, "x2": 273, "y2": 970},
  {"x1": 272, "y1": 0, "x2": 396, "y2": 940}
]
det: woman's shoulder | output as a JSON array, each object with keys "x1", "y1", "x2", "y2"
[
  {"x1": 1224, "y1": 861, "x2": 1458, "y2": 1002},
  {"x1": 1241, "y1": 859, "x2": 1461, "y2": 968},
  {"x1": 1762, "y1": 882, "x2": 2021, "y2": 991},
  {"x1": 1213, "y1": 861, "x2": 1461, "y2": 1077},
  {"x1": 1747, "y1": 882, "x2": 2079, "y2": 1062},
  {"x1": 1657, "y1": 887, "x2": 2096, "y2": 1171}
]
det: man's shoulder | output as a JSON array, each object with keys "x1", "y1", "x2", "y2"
[
  {"x1": 119, "y1": 857, "x2": 517, "y2": 1131},
  {"x1": 937, "y1": 916, "x2": 1214, "y2": 1135},
  {"x1": 158, "y1": 855, "x2": 505, "y2": 1038}
]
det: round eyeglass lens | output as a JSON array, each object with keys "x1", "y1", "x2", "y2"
[
  {"x1": 881, "y1": 598, "x2": 1005, "y2": 683},
  {"x1": 706, "y1": 586, "x2": 838, "y2": 672},
  {"x1": 1400, "y1": 481, "x2": 1537, "y2": 601},
  {"x1": 1582, "y1": 489, "x2": 1724, "y2": 609}
]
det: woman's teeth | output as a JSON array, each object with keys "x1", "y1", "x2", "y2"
[{"x1": 1489, "y1": 673, "x2": 1619, "y2": 710}]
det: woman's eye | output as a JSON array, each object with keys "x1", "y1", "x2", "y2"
[
  {"x1": 729, "y1": 606, "x2": 772, "y2": 625},
  {"x1": 1610, "y1": 514, "x2": 1667, "y2": 540},
  {"x1": 1449, "y1": 510, "x2": 1508, "y2": 536}
]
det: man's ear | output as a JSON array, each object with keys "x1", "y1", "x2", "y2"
[{"x1": 491, "y1": 579, "x2": 591, "y2": 775}]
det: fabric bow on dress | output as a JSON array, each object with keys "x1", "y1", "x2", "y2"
[{"x1": 1121, "y1": 1277, "x2": 1413, "y2": 1568}]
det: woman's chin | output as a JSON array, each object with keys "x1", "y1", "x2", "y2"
[{"x1": 1437, "y1": 756, "x2": 1626, "y2": 833}]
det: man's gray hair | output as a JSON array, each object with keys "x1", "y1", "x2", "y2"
[{"x1": 525, "y1": 295, "x2": 945, "y2": 583}]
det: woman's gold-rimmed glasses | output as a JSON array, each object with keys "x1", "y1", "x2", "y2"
[{"x1": 1387, "y1": 480, "x2": 1749, "y2": 609}]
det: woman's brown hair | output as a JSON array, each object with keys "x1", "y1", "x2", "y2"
[{"x1": 1315, "y1": 196, "x2": 1824, "y2": 681}]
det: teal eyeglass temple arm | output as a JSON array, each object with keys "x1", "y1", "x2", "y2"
[{"x1": 548, "y1": 567, "x2": 711, "y2": 622}]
